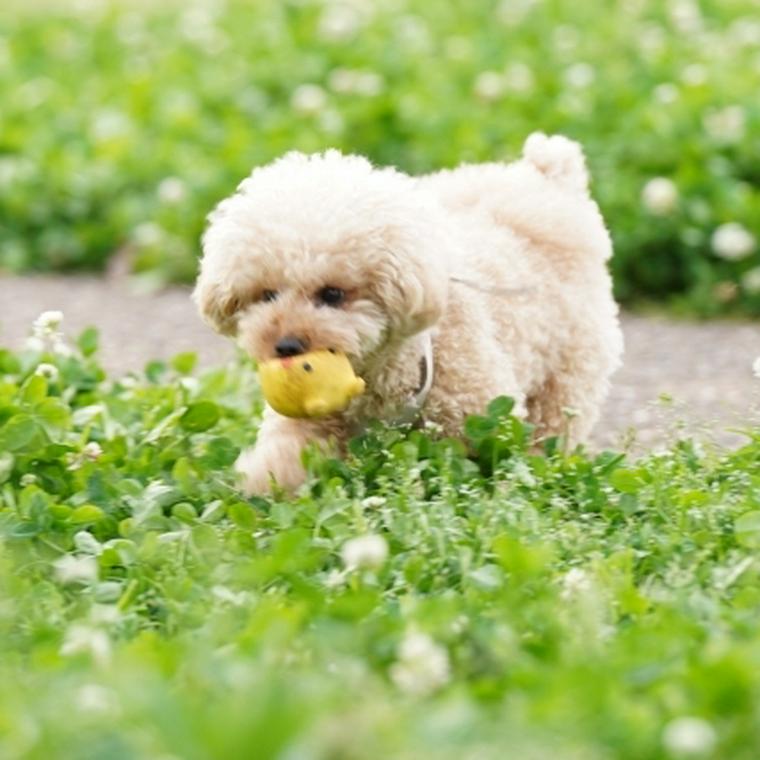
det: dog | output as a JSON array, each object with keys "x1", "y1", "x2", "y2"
[{"x1": 194, "y1": 133, "x2": 623, "y2": 495}]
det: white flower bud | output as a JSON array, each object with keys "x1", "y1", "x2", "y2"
[
  {"x1": 60, "y1": 624, "x2": 111, "y2": 666},
  {"x1": 35, "y1": 362, "x2": 59, "y2": 382},
  {"x1": 741, "y1": 266, "x2": 760, "y2": 294},
  {"x1": 711, "y1": 222, "x2": 756, "y2": 261},
  {"x1": 361, "y1": 496, "x2": 386, "y2": 509},
  {"x1": 83, "y1": 442, "x2": 103, "y2": 461},
  {"x1": 33, "y1": 310, "x2": 63, "y2": 332},
  {"x1": 157, "y1": 177, "x2": 186, "y2": 204},
  {"x1": 390, "y1": 631, "x2": 450, "y2": 696},
  {"x1": 341, "y1": 534, "x2": 388, "y2": 571},
  {"x1": 473, "y1": 71, "x2": 505, "y2": 102},
  {"x1": 662, "y1": 716, "x2": 717, "y2": 756},
  {"x1": 291, "y1": 84, "x2": 327, "y2": 115},
  {"x1": 54, "y1": 554, "x2": 98, "y2": 585},
  {"x1": 565, "y1": 62, "x2": 595, "y2": 88},
  {"x1": 642, "y1": 177, "x2": 678, "y2": 215}
]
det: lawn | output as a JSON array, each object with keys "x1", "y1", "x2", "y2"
[
  {"x1": 1, "y1": 0, "x2": 760, "y2": 313},
  {"x1": 1, "y1": 317, "x2": 760, "y2": 758},
  {"x1": 4, "y1": 0, "x2": 760, "y2": 756}
]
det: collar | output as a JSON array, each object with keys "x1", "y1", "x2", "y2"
[{"x1": 393, "y1": 331, "x2": 434, "y2": 426}]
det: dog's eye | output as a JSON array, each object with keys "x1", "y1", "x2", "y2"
[
  {"x1": 260, "y1": 289, "x2": 278, "y2": 303},
  {"x1": 317, "y1": 286, "x2": 345, "y2": 307}
]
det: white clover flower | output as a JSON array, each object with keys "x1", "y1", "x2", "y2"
[
  {"x1": 390, "y1": 631, "x2": 451, "y2": 696},
  {"x1": 19, "y1": 473, "x2": 37, "y2": 487},
  {"x1": 511, "y1": 460, "x2": 536, "y2": 487},
  {"x1": 157, "y1": 176, "x2": 186, "y2": 204},
  {"x1": 704, "y1": 105, "x2": 746, "y2": 144},
  {"x1": 0, "y1": 156, "x2": 35, "y2": 189},
  {"x1": 642, "y1": 177, "x2": 679, "y2": 216},
  {"x1": 654, "y1": 83, "x2": 679, "y2": 104},
  {"x1": 496, "y1": 0, "x2": 537, "y2": 26},
  {"x1": 74, "y1": 530, "x2": 102, "y2": 555},
  {"x1": 395, "y1": 15, "x2": 431, "y2": 51},
  {"x1": 361, "y1": 495, "x2": 386, "y2": 509},
  {"x1": 133, "y1": 222, "x2": 164, "y2": 246},
  {"x1": 639, "y1": 23, "x2": 665, "y2": 55},
  {"x1": 291, "y1": 84, "x2": 327, "y2": 116},
  {"x1": 324, "y1": 568, "x2": 346, "y2": 589},
  {"x1": 560, "y1": 567, "x2": 593, "y2": 600},
  {"x1": 91, "y1": 110, "x2": 131, "y2": 141},
  {"x1": 328, "y1": 68, "x2": 356, "y2": 94},
  {"x1": 473, "y1": 71, "x2": 505, "y2": 102},
  {"x1": 90, "y1": 604, "x2": 121, "y2": 625},
  {"x1": 328, "y1": 68, "x2": 384, "y2": 97},
  {"x1": 741, "y1": 266, "x2": 760, "y2": 294},
  {"x1": 83, "y1": 442, "x2": 103, "y2": 461},
  {"x1": 354, "y1": 71, "x2": 384, "y2": 97},
  {"x1": 179, "y1": 7, "x2": 216, "y2": 41},
  {"x1": 53, "y1": 554, "x2": 98, "y2": 585},
  {"x1": 553, "y1": 25, "x2": 579, "y2": 54},
  {"x1": 730, "y1": 17, "x2": 760, "y2": 46},
  {"x1": 179, "y1": 376, "x2": 200, "y2": 394},
  {"x1": 61, "y1": 624, "x2": 111, "y2": 666},
  {"x1": 681, "y1": 63, "x2": 707, "y2": 86},
  {"x1": 565, "y1": 62, "x2": 595, "y2": 88},
  {"x1": 318, "y1": 3, "x2": 362, "y2": 42},
  {"x1": 711, "y1": 223, "x2": 756, "y2": 261},
  {"x1": 341, "y1": 534, "x2": 388, "y2": 571},
  {"x1": 32, "y1": 310, "x2": 63, "y2": 338},
  {"x1": 669, "y1": 0, "x2": 703, "y2": 34},
  {"x1": 504, "y1": 62, "x2": 534, "y2": 93},
  {"x1": 34, "y1": 362, "x2": 59, "y2": 382},
  {"x1": 752, "y1": 357, "x2": 760, "y2": 379},
  {"x1": 662, "y1": 716, "x2": 717, "y2": 756}
]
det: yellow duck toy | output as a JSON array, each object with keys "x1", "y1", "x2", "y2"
[{"x1": 258, "y1": 349, "x2": 366, "y2": 418}]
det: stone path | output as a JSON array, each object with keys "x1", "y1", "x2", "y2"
[{"x1": 1, "y1": 274, "x2": 758, "y2": 450}]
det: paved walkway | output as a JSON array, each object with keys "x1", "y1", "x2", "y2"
[{"x1": 1, "y1": 274, "x2": 757, "y2": 450}]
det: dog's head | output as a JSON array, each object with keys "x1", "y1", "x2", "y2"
[{"x1": 194, "y1": 150, "x2": 450, "y2": 368}]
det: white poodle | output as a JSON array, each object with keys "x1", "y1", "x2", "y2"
[{"x1": 194, "y1": 133, "x2": 623, "y2": 494}]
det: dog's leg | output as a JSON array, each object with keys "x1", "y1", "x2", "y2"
[
  {"x1": 425, "y1": 360, "x2": 528, "y2": 438},
  {"x1": 527, "y1": 345, "x2": 618, "y2": 447},
  {"x1": 234, "y1": 407, "x2": 337, "y2": 495}
]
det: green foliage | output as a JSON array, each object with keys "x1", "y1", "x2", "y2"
[
  {"x1": 2, "y1": 0, "x2": 760, "y2": 312},
  {"x1": 2, "y1": 330, "x2": 760, "y2": 757}
]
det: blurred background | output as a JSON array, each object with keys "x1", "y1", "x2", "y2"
[
  {"x1": 1, "y1": 0, "x2": 759, "y2": 314},
  {"x1": 2, "y1": 0, "x2": 760, "y2": 446}
]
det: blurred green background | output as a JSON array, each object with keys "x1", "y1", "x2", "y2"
[{"x1": 1, "y1": 0, "x2": 759, "y2": 312}]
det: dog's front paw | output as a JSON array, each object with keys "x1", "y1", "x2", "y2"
[{"x1": 234, "y1": 441, "x2": 307, "y2": 496}]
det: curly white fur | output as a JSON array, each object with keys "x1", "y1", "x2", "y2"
[{"x1": 194, "y1": 133, "x2": 623, "y2": 494}]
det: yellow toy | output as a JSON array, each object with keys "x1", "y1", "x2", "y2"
[{"x1": 258, "y1": 349, "x2": 365, "y2": 418}]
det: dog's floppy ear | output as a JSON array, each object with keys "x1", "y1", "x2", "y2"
[
  {"x1": 371, "y1": 246, "x2": 448, "y2": 337},
  {"x1": 192, "y1": 278, "x2": 241, "y2": 336}
]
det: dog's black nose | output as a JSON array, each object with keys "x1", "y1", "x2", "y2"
[{"x1": 275, "y1": 336, "x2": 307, "y2": 357}]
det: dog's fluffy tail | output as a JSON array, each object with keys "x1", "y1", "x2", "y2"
[
  {"x1": 522, "y1": 132, "x2": 589, "y2": 193},
  {"x1": 486, "y1": 132, "x2": 610, "y2": 260}
]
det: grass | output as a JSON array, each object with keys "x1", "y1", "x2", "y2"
[
  {"x1": 2, "y1": 0, "x2": 760, "y2": 313},
  {"x1": 2, "y1": 318, "x2": 760, "y2": 758}
]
